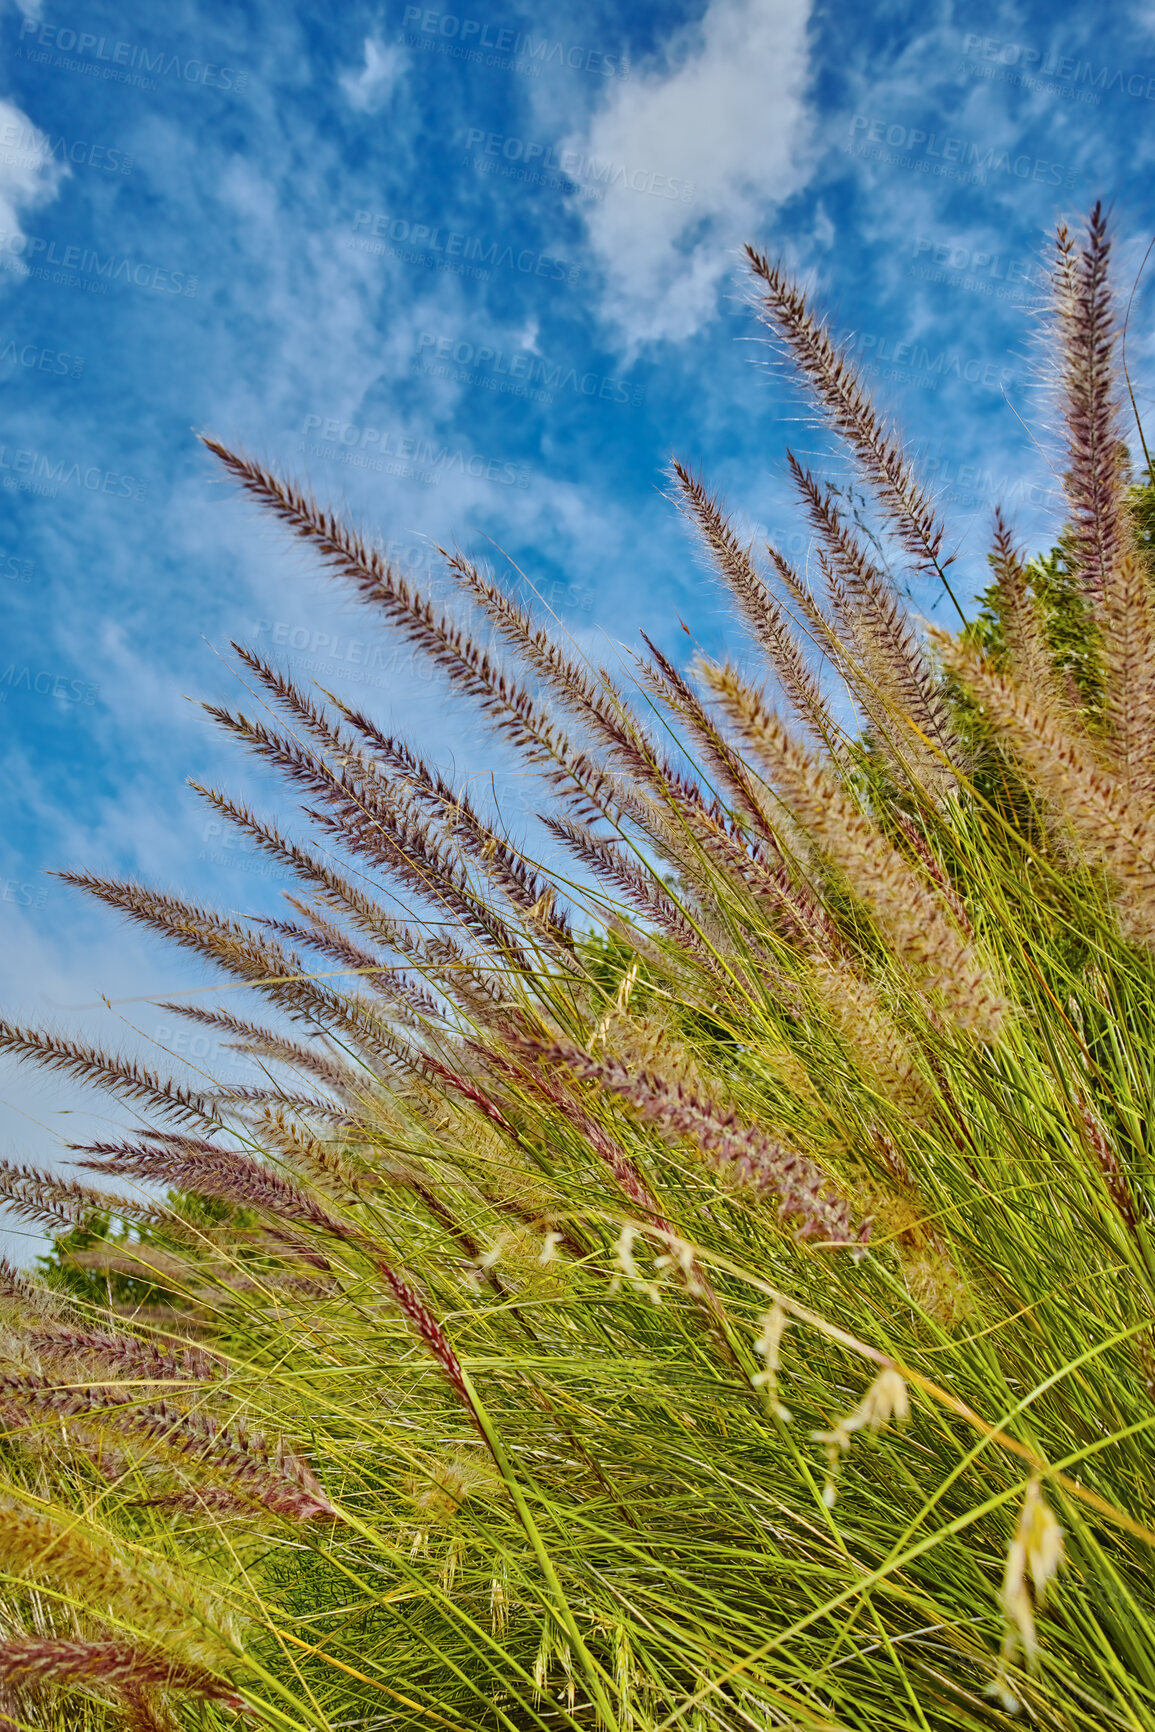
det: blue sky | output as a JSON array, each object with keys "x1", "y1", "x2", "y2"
[{"x1": 2, "y1": 0, "x2": 1154, "y2": 1260}]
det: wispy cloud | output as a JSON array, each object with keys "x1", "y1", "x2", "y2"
[
  {"x1": 0, "y1": 96, "x2": 68, "y2": 263},
  {"x1": 559, "y1": 0, "x2": 815, "y2": 347},
  {"x1": 339, "y1": 36, "x2": 407, "y2": 113}
]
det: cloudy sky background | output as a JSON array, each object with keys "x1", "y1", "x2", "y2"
[{"x1": 2, "y1": 0, "x2": 1154, "y2": 1261}]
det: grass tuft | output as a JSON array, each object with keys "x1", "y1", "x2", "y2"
[{"x1": 2, "y1": 204, "x2": 1155, "y2": 1730}]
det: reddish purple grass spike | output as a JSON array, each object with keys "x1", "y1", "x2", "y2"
[
  {"x1": 0, "y1": 1638, "x2": 243, "y2": 1708},
  {"x1": 510, "y1": 1033, "x2": 867, "y2": 1252}
]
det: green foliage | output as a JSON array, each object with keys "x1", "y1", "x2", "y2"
[
  {"x1": 36, "y1": 1209, "x2": 156, "y2": 1307},
  {"x1": 957, "y1": 471, "x2": 1155, "y2": 755},
  {"x1": 36, "y1": 1192, "x2": 258, "y2": 1309},
  {"x1": 940, "y1": 483, "x2": 1155, "y2": 848}
]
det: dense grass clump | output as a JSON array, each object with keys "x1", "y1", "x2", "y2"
[{"x1": 1, "y1": 203, "x2": 1155, "y2": 1731}]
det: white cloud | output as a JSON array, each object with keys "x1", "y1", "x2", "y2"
[
  {"x1": 0, "y1": 98, "x2": 69, "y2": 263},
  {"x1": 561, "y1": 0, "x2": 814, "y2": 346},
  {"x1": 339, "y1": 36, "x2": 405, "y2": 112}
]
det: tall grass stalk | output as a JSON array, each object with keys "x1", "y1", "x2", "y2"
[{"x1": 0, "y1": 203, "x2": 1154, "y2": 1730}]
